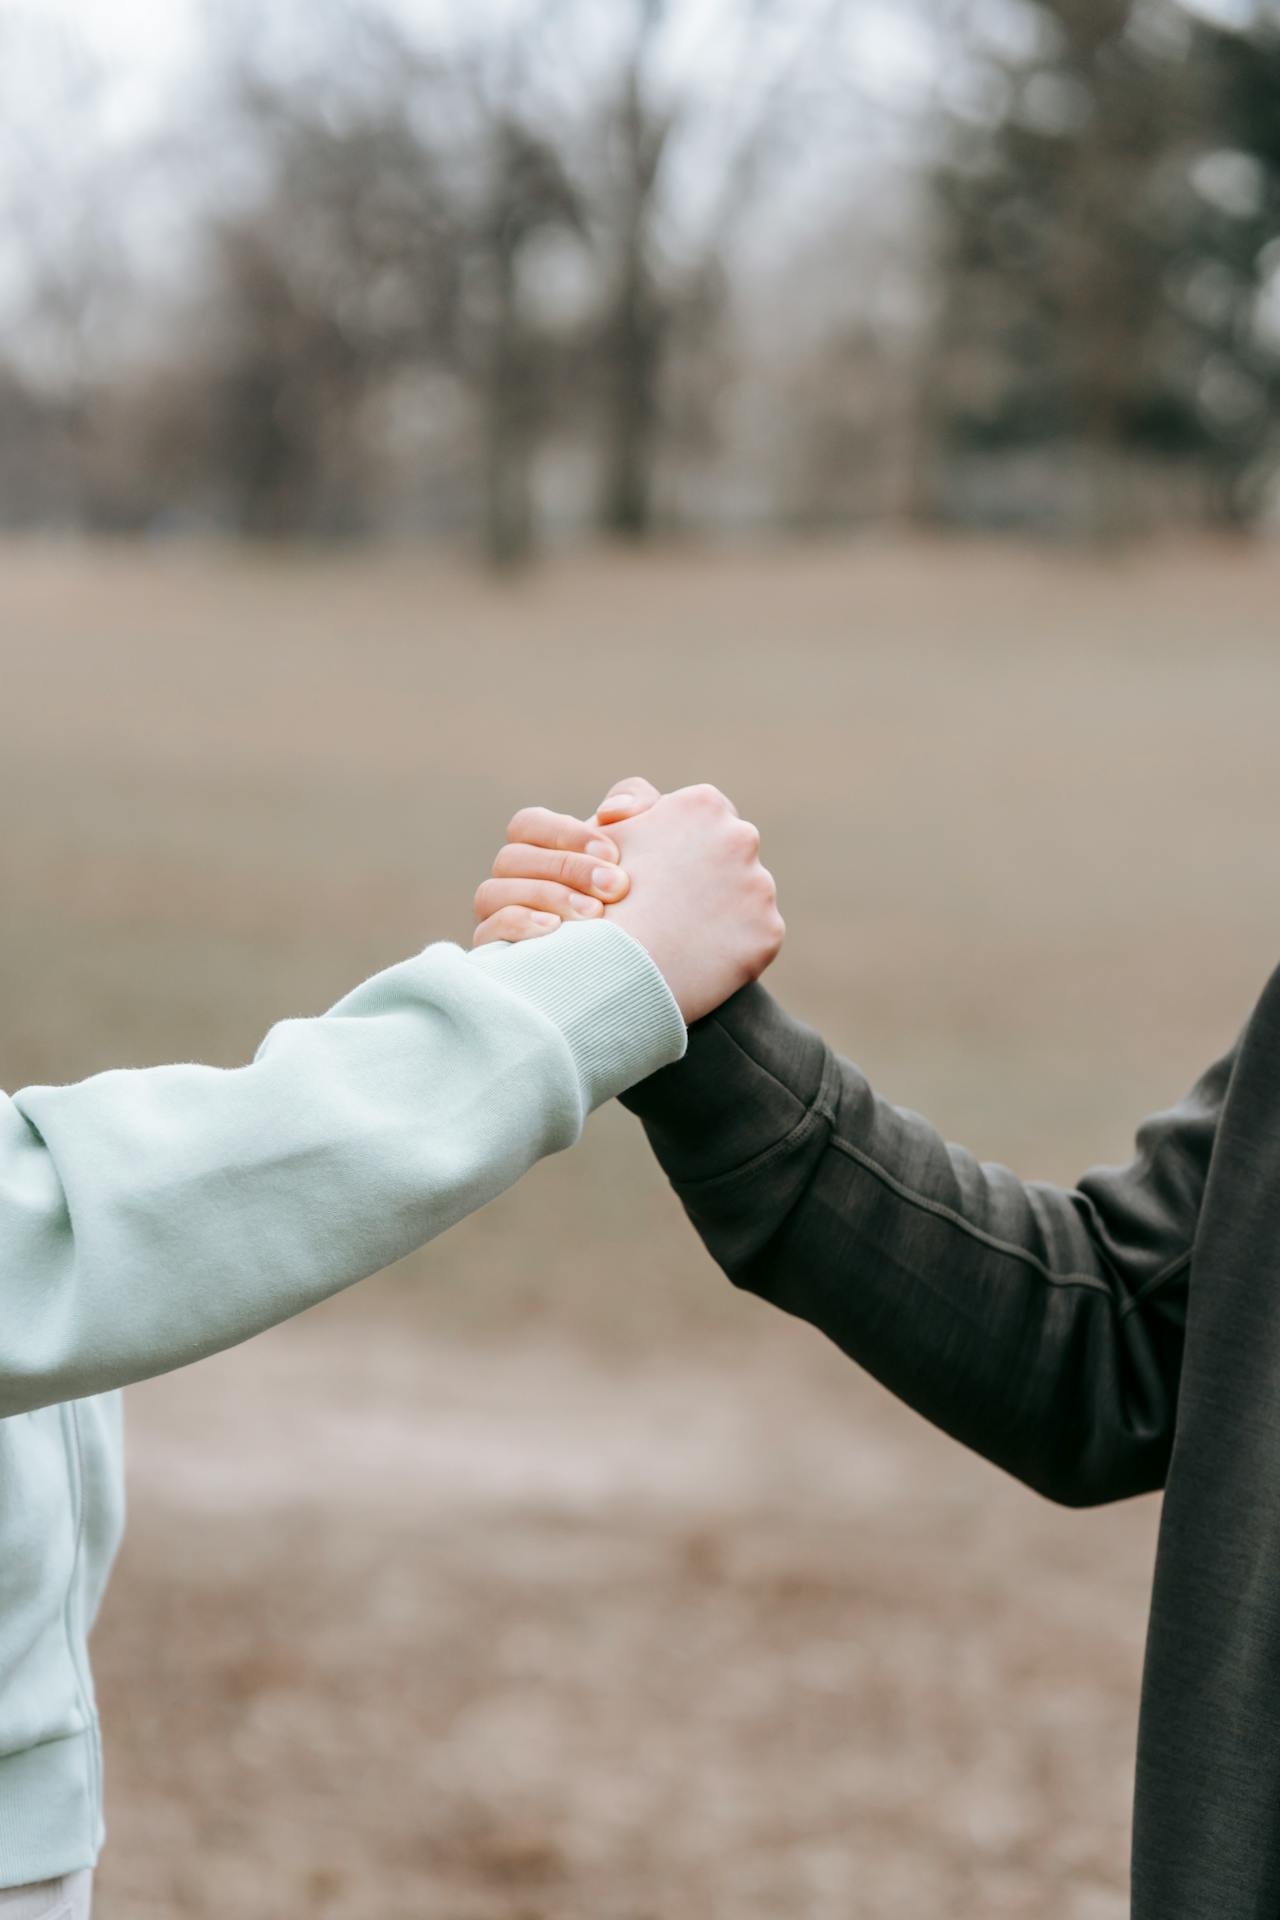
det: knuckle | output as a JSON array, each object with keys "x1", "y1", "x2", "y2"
[
  {"x1": 506, "y1": 806, "x2": 556, "y2": 844},
  {"x1": 473, "y1": 881, "x2": 493, "y2": 917}
]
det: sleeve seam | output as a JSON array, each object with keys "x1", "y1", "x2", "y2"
[
  {"x1": 1117, "y1": 1246, "x2": 1194, "y2": 1318},
  {"x1": 671, "y1": 1027, "x2": 1196, "y2": 1316},
  {"x1": 827, "y1": 1133, "x2": 1118, "y2": 1301}
]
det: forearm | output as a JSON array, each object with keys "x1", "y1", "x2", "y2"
[
  {"x1": 1, "y1": 920, "x2": 683, "y2": 1415},
  {"x1": 625, "y1": 985, "x2": 1227, "y2": 1505}
]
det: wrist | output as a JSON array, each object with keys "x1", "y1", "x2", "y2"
[
  {"x1": 621, "y1": 983, "x2": 827, "y2": 1183},
  {"x1": 470, "y1": 918, "x2": 686, "y2": 1112}
]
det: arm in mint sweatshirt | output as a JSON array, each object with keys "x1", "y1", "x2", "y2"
[
  {"x1": 622, "y1": 984, "x2": 1233, "y2": 1507},
  {"x1": 0, "y1": 919, "x2": 684, "y2": 1417}
]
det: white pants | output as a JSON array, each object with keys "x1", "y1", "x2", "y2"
[{"x1": 0, "y1": 1874, "x2": 92, "y2": 1920}]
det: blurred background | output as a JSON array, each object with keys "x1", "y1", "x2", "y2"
[
  {"x1": 2, "y1": 1, "x2": 1280, "y2": 1916},
  {"x1": 4, "y1": 0, "x2": 1280, "y2": 552}
]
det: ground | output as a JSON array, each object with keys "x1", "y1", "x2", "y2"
[{"x1": 3, "y1": 534, "x2": 1279, "y2": 1918}]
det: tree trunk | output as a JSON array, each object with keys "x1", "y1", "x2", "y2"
[
  {"x1": 482, "y1": 223, "x2": 534, "y2": 570},
  {"x1": 598, "y1": 41, "x2": 666, "y2": 542},
  {"x1": 600, "y1": 244, "x2": 661, "y2": 539}
]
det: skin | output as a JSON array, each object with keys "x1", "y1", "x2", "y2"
[{"x1": 473, "y1": 778, "x2": 784, "y2": 1026}]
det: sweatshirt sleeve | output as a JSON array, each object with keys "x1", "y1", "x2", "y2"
[
  {"x1": 0, "y1": 918, "x2": 684, "y2": 1416},
  {"x1": 622, "y1": 983, "x2": 1232, "y2": 1508}
]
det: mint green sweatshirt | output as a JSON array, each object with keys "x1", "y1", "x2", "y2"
[{"x1": 0, "y1": 919, "x2": 684, "y2": 1888}]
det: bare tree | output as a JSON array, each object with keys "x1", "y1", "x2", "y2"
[
  {"x1": 587, "y1": 0, "x2": 853, "y2": 540},
  {"x1": 0, "y1": 13, "x2": 137, "y2": 524},
  {"x1": 593, "y1": 0, "x2": 672, "y2": 538},
  {"x1": 470, "y1": 111, "x2": 585, "y2": 567}
]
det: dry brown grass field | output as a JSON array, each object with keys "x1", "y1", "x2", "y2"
[{"x1": 4, "y1": 535, "x2": 1280, "y2": 1919}]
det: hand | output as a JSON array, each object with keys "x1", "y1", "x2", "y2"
[
  {"x1": 472, "y1": 807, "x2": 633, "y2": 943},
  {"x1": 603, "y1": 781, "x2": 784, "y2": 1022},
  {"x1": 474, "y1": 778, "x2": 784, "y2": 1024}
]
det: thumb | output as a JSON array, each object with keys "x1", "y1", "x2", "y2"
[{"x1": 595, "y1": 775, "x2": 662, "y2": 826}]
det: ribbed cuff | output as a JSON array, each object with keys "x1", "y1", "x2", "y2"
[{"x1": 469, "y1": 919, "x2": 686, "y2": 1113}]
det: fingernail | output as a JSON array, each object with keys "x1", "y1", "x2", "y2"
[
  {"x1": 572, "y1": 895, "x2": 604, "y2": 917},
  {"x1": 531, "y1": 912, "x2": 559, "y2": 931},
  {"x1": 586, "y1": 838, "x2": 618, "y2": 861},
  {"x1": 592, "y1": 866, "x2": 626, "y2": 899},
  {"x1": 600, "y1": 794, "x2": 641, "y2": 818}
]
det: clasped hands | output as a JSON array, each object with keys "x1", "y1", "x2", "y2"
[{"x1": 473, "y1": 778, "x2": 784, "y2": 1024}]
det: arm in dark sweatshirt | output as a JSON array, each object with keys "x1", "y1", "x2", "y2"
[{"x1": 622, "y1": 985, "x2": 1233, "y2": 1507}]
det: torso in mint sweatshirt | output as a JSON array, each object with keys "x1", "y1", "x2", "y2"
[{"x1": 0, "y1": 919, "x2": 684, "y2": 1888}]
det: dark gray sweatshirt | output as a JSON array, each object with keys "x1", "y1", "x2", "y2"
[{"x1": 623, "y1": 963, "x2": 1280, "y2": 1917}]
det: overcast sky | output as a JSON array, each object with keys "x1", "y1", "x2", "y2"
[
  {"x1": 9, "y1": 0, "x2": 1268, "y2": 171},
  {"x1": 1, "y1": 0, "x2": 200, "y2": 123},
  {"x1": 0, "y1": 0, "x2": 1263, "y2": 353},
  {"x1": 0, "y1": 0, "x2": 943, "y2": 286},
  {"x1": 2, "y1": 0, "x2": 949, "y2": 131}
]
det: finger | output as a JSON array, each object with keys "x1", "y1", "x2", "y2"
[
  {"x1": 472, "y1": 906, "x2": 561, "y2": 948},
  {"x1": 674, "y1": 781, "x2": 738, "y2": 818},
  {"x1": 473, "y1": 877, "x2": 607, "y2": 924},
  {"x1": 506, "y1": 806, "x2": 619, "y2": 862},
  {"x1": 491, "y1": 843, "x2": 630, "y2": 903},
  {"x1": 594, "y1": 775, "x2": 661, "y2": 825}
]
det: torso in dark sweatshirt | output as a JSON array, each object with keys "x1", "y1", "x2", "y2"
[{"x1": 623, "y1": 965, "x2": 1280, "y2": 1918}]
